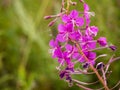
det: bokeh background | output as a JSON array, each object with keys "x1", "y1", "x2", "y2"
[{"x1": 0, "y1": 0, "x2": 120, "y2": 90}]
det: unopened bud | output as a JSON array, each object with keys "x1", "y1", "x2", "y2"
[
  {"x1": 79, "y1": 0, "x2": 84, "y2": 3},
  {"x1": 48, "y1": 18, "x2": 57, "y2": 27},
  {"x1": 109, "y1": 45, "x2": 117, "y2": 51},
  {"x1": 70, "y1": 2, "x2": 77, "y2": 6},
  {"x1": 44, "y1": 16, "x2": 52, "y2": 19},
  {"x1": 48, "y1": 20, "x2": 55, "y2": 27}
]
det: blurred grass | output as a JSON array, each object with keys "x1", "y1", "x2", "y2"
[{"x1": 0, "y1": 0, "x2": 120, "y2": 90}]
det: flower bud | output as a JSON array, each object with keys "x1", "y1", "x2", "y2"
[
  {"x1": 44, "y1": 16, "x2": 52, "y2": 19},
  {"x1": 48, "y1": 19, "x2": 57, "y2": 27},
  {"x1": 70, "y1": 1, "x2": 77, "y2": 6},
  {"x1": 97, "y1": 37, "x2": 107, "y2": 46},
  {"x1": 109, "y1": 45, "x2": 117, "y2": 51}
]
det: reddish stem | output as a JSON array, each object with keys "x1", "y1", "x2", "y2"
[{"x1": 72, "y1": 40, "x2": 109, "y2": 90}]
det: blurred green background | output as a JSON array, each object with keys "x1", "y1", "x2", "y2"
[{"x1": 0, "y1": 0, "x2": 120, "y2": 90}]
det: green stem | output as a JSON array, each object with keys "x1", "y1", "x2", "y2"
[{"x1": 66, "y1": 0, "x2": 70, "y2": 13}]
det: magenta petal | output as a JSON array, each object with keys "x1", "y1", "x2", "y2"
[
  {"x1": 70, "y1": 31, "x2": 81, "y2": 40},
  {"x1": 49, "y1": 39, "x2": 58, "y2": 48},
  {"x1": 65, "y1": 58, "x2": 71, "y2": 65},
  {"x1": 88, "y1": 52, "x2": 96, "y2": 60},
  {"x1": 65, "y1": 44, "x2": 73, "y2": 51},
  {"x1": 90, "y1": 26, "x2": 99, "y2": 36},
  {"x1": 78, "y1": 56, "x2": 85, "y2": 63},
  {"x1": 54, "y1": 48, "x2": 63, "y2": 58},
  {"x1": 86, "y1": 18, "x2": 90, "y2": 26},
  {"x1": 66, "y1": 23, "x2": 73, "y2": 32},
  {"x1": 58, "y1": 24, "x2": 65, "y2": 33},
  {"x1": 88, "y1": 41, "x2": 96, "y2": 49},
  {"x1": 82, "y1": 35, "x2": 93, "y2": 42},
  {"x1": 72, "y1": 53, "x2": 79, "y2": 59},
  {"x1": 72, "y1": 52, "x2": 81, "y2": 60},
  {"x1": 85, "y1": 51, "x2": 96, "y2": 60},
  {"x1": 84, "y1": 3, "x2": 89, "y2": 11},
  {"x1": 67, "y1": 62, "x2": 74, "y2": 69},
  {"x1": 82, "y1": 41, "x2": 96, "y2": 50},
  {"x1": 58, "y1": 58, "x2": 64, "y2": 64},
  {"x1": 69, "y1": 10, "x2": 79, "y2": 19},
  {"x1": 76, "y1": 17, "x2": 84, "y2": 26},
  {"x1": 56, "y1": 34, "x2": 66, "y2": 42},
  {"x1": 90, "y1": 26, "x2": 99, "y2": 32},
  {"x1": 86, "y1": 26, "x2": 98, "y2": 37},
  {"x1": 90, "y1": 60, "x2": 95, "y2": 65},
  {"x1": 62, "y1": 14, "x2": 70, "y2": 23}
]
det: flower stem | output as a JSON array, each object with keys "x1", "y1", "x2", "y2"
[
  {"x1": 72, "y1": 40, "x2": 109, "y2": 90},
  {"x1": 66, "y1": 0, "x2": 70, "y2": 13}
]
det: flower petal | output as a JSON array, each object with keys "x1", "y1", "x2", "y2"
[
  {"x1": 69, "y1": 10, "x2": 79, "y2": 19},
  {"x1": 76, "y1": 17, "x2": 84, "y2": 26},
  {"x1": 84, "y1": 3, "x2": 89, "y2": 11},
  {"x1": 62, "y1": 14, "x2": 70, "y2": 23},
  {"x1": 85, "y1": 51, "x2": 96, "y2": 60},
  {"x1": 86, "y1": 26, "x2": 98, "y2": 37},
  {"x1": 58, "y1": 24, "x2": 66, "y2": 33},
  {"x1": 65, "y1": 44, "x2": 73, "y2": 51},
  {"x1": 49, "y1": 39, "x2": 58, "y2": 48},
  {"x1": 69, "y1": 31, "x2": 81, "y2": 40},
  {"x1": 56, "y1": 34, "x2": 66, "y2": 42},
  {"x1": 54, "y1": 48, "x2": 63, "y2": 58},
  {"x1": 66, "y1": 23, "x2": 73, "y2": 32}
]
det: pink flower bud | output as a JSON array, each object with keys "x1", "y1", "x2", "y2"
[
  {"x1": 44, "y1": 16, "x2": 52, "y2": 19},
  {"x1": 97, "y1": 37, "x2": 107, "y2": 46}
]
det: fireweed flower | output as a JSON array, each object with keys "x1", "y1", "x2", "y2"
[
  {"x1": 56, "y1": 23, "x2": 73, "y2": 42},
  {"x1": 62, "y1": 10, "x2": 84, "y2": 27},
  {"x1": 85, "y1": 26, "x2": 99, "y2": 37},
  {"x1": 80, "y1": 35, "x2": 96, "y2": 50},
  {"x1": 45, "y1": 0, "x2": 120, "y2": 89}
]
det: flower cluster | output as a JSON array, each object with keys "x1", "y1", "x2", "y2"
[{"x1": 45, "y1": 0, "x2": 119, "y2": 89}]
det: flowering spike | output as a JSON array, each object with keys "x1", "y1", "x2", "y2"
[{"x1": 45, "y1": 0, "x2": 119, "y2": 89}]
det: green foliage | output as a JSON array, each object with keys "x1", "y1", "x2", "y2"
[{"x1": 0, "y1": 0, "x2": 120, "y2": 90}]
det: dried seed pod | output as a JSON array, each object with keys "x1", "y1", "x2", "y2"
[
  {"x1": 96, "y1": 62, "x2": 105, "y2": 69},
  {"x1": 82, "y1": 63, "x2": 89, "y2": 69}
]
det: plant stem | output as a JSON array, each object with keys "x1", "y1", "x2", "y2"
[
  {"x1": 72, "y1": 40, "x2": 109, "y2": 90},
  {"x1": 66, "y1": 0, "x2": 70, "y2": 13}
]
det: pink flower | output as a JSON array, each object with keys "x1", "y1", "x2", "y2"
[
  {"x1": 62, "y1": 10, "x2": 84, "y2": 27},
  {"x1": 85, "y1": 26, "x2": 99, "y2": 37},
  {"x1": 56, "y1": 23, "x2": 73, "y2": 42}
]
